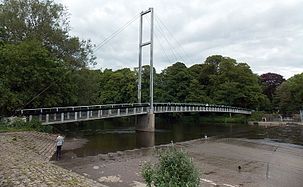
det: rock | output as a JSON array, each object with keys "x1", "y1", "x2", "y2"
[{"x1": 93, "y1": 166, "x2": 100, "y2": 170}]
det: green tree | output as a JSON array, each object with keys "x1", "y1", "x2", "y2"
[
  {"x1": 139, "y1": 65, "x2": 157, "y2": 103},
  {"x1": 99, "y1": 68, "x2": 137, "y2": 104},
  {"x1": 160, "y1": 62, "x2": 191, "y2": 102},
  {"x1": 187, "y1": 64, "x2": 212, "y2": 103},
  {"x1": 274, "y1": 73, "x2": 303, "y2": 114},
  {"x1": 0, "y1": 0, "x2": 95, "y2": 68},
  {"x1": 206, "y1": 55, "x2": 266, "y2": 109},
  {"x1": 73, "y1": 69, "x2": 101, "y2": 105},
  {"x1": 0, "y1": 40, "x2": 76, "y2": 115},
  {"x1": 186, "y1": 79, "x2": 210, "y2": 103}
]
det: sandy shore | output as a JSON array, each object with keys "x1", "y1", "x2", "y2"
[{"x1": 56, "y1": 137, "x2": 303, "y2": 187}]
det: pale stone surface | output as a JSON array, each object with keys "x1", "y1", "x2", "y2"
[
  {"x1": 93, "y1": 166, "x2": 100, "y2": 170},
  {"x1": 98, "y1": 175, "x2": 122, "y2": 183}
]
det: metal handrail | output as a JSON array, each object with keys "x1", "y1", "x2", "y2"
[{"x1": 17, "y1": 102, "x2": 251, "y2": 115}]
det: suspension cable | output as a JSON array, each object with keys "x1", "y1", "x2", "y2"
[
  {"x1": 143, "y1": 16, "x2": 172, "y2": 64},
  {"x1": 94, "y1": 14, "x2": 140, "y2": 52},
  {"x1": 155, "y1": 14, "x2": 195, "y2": 64}
]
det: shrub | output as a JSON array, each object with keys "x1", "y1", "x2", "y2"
[
  {"x1": 142, "y1": 146, "x2": 200, "y2": 187},
  {"x1": 0, "y1": 118, "x2": 52, "y2": 133},
  {"x1": 249, "y1": 111, "x2": 265, "y2": 121}
]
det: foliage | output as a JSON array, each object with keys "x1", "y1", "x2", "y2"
[
  {"x1": 248, "y1": 111, "x2": 266, "y2": 121},
  {"x1": 198, "y1": 114, "x2": 247, "y2": 124},
  {"x1": 142, "y1": 146, "x2": 200, "y2": 187},
  {"x1": 73, "y1": 69, "x2": 101, "y2": 105},
  {"x1": 274, "y1": 73, "x2": 303, "y2": 114},
  {"x1": 207, "y1": 56, "x2": 266, "y2": 110},
  {"x1": 260, "y1": 73, "x2": 285, "y2": 101},
  {"x1": 159, "y1": 62, "x2": 191, "y2": 102},
  {"x1": 186, "y1": 79, "x2": 210, "y2": 103},
  {"x1": 0, "y1": 40, "x2": 77, "y2": 115},
  {"x1": 0, "y1": 0, "x2": 95, "y2": 68},
  {"x1": 99, "y1": 68, "x2": 137, "y2": 104},
  {"x1": 0, "y1": 118, "x2": 52, "y2": 132}
]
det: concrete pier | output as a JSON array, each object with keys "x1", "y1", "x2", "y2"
[{"x1": 135, "y1": 112, "x2": 155, "y2": 132}]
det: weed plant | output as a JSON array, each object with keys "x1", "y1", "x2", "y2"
[{"x1": 142, "y1": 146, "x2": 200, "y2": 187}]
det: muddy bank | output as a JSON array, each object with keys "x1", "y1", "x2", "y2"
[{"x1": 55, "y1": 138, "x2": 303, "y2": 187}]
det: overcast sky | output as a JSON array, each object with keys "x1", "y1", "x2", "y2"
[{"x1": 57, "y1": 0, "x2": 303, "y2": 79}]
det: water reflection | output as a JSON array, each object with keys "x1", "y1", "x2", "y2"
[{"x1": 136, "y1": 132, "x2": 155, "y2": 148}]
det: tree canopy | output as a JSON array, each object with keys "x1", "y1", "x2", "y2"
[
  {"x1": 0, "y1": 0, "x2": 94, "y2": 115},
  {"x1": 260, "y1": 73, "x2": 285, "y2": 102},
  {"x1": 274, "y1": 73, "x2": 303, "y2": 114},
  {"x1": 0, "y1": 0, "x2": 95, "y2": 68},
  {"x1": 0, "y1": 40, "x2": 76, "y2": 115}
]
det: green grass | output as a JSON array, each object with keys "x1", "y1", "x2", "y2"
[{"x1": 0, "y1": 119, "x2": 53, "y2": 133}]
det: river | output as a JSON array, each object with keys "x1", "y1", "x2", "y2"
[{"x1": 54, "y1": 115, "x2": 303, "y2": 158}]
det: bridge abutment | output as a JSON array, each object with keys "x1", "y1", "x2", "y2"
[{"x1": 136, "y1": 112, "x2": 155, "y2": 132}]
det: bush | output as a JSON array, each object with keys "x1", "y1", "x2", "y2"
[
  {"x1": 249, "y1": 111, "x2": 265, "y2": 121},
  {"x1": 142, "y1": 146, "x2": 200, "y2": 187},
  {"x1": 0, "y1": 118, "x2": 52, "y2": 133}
]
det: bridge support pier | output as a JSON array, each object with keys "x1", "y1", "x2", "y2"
[{"x1": 136, "y1": 112, "x2": 155, "y2": 132}]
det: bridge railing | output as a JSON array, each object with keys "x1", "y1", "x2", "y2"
[
  {"x1": 16, "y1": 103, "x2": 251, "y2": 125},
  {"x1": 153, "y1": 103, "x2": 251, "y2": 115},
  {"x1": 17, "y1": 103, "x2": 150, "y2": 125}
]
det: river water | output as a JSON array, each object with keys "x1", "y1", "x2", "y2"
[{"x1": 56, "y1": 116, "x2": 303, "y2": 157}]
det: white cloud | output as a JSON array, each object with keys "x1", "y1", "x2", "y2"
[{"x1": 57, "y1": 0, "x2": 303, "y2": 78}]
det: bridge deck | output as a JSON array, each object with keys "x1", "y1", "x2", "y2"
[{"x1": 17, "y1": 103, "x2": 251, "y2": 125}]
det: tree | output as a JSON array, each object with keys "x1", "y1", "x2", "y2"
[
  {"x1": 0, "y1": 0, "x2": 98, "y2": 116},
  {"x1": 274, "y1": 73, "x2": 303, "y2": 114},
  {"x1": 186, "y1": 79, "x2": 210, "y2": 103},
  {"x1": 187, "y1": 62, "x2": 212, "y2": 103},
  {"x1": 139, "y1": 65, "x2": 157, "y2": 103},
  {"x1": 98, "y1": 68, "x2": 137, "y2": 104},
  {"x1": 160, "y1": 62, "x2": 191, "y2": 102},
  {"x1": 0, "y1": 40, "x2": 76, "y2": 115},
  {"x1": 73, "y1": 69, "x2": 101, "y2": 105},
  {"x1": 260, "y1": 73, "x2": 285, "y2": 102},
  {"x1": 206, "y1": 55, "x2": 266, "y2": 109},
  {"x1": 0, "y1": 0, "x2": 95, "y2": 68}
]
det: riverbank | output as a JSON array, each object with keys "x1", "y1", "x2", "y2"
[
  {"x1": 0, "y1": 131, "x2": 106, "y2": 187},
  {"x1": 56, "y1": 137, "x2": 303, "y2": 187},
  {"x1": 248, "y1": 121, "x2": 303, "y2": 127},
  {"x1": 1, "y1": 130, "x2": 303, "y2": 187}
]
